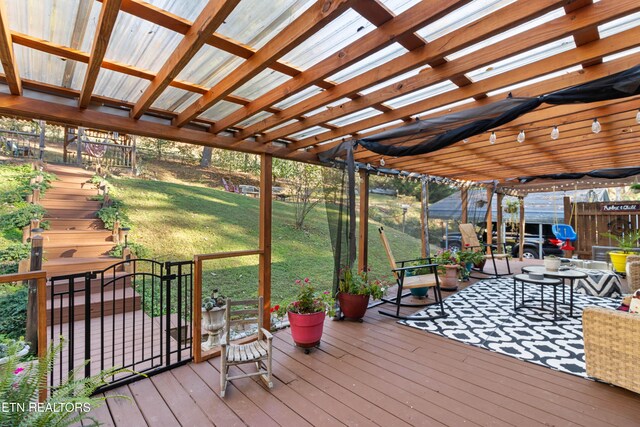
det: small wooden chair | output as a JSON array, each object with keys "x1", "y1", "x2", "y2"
[
  {"x1": 378, "y1": 227, "x2": 447, "y2": 321},
  {"x1": 459, "y1": 223, "x2": 511, "y2": 278},
  {"x1": 220, "y1": 296, "x2": 273, "y2": 397}
]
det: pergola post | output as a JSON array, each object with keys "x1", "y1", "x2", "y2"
[
  {"x1": 496, "y1": 192, "x2": 504, "y2": 253},
  {"x1": 38, "y1": 120, "x2": 45, "y2": 160},
  {"x1": 77, "y1": 127, "x2": 84, "y2": 165},
  {"x1": 460, "y1": 187, "x2": 468, "y2": 224},
  {"x1": 485, "y1": 187, "x2": 493, "y2": 249},
  {"x1": 259, "y1": 153, "x2": 272, "y2": 331},
  {"x1": 358, "y1": 170, "x2": 369, "y2": 272},
  {"x1": 421, "y1": 178, "x2": 430, "y2": 258},
  {"x1": 519, "y1": 196, "x2": 526, "y2": 261}
]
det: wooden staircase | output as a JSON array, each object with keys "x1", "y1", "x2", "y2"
[{"x1": 41, "y1": 164, "x2": 140, "y2": 324}]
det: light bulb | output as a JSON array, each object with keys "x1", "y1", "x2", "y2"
[
  {"x1": 517, "y1": 130, "x2": 525, "y2": 143},
  {"x1": 636, "y1": 110, "x2": 640, "y2": 124},
  {"x1": 550, "y1": 126, "x2": 560, "y2": 140},
  {"x1": 591, "y1": 118, "x2": 601, "y2": 134},
  {"x1": 489, "y1": 132, "x2": 496, "y2": 144},
  {"x1": 462, "y1": 138, "x2": 469, "y2": 143},
  {"x1": 366, "y1": 163, "x2": 372, "y2": 170},
  {"x1": 379, "y1": 157, "x2": 385, "y2": 167}
]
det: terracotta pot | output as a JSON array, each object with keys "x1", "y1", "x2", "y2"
[
  {"x1": 440, "y1": 264, "x2": 459, "y2": 291},
  {"x1": 288, "y1": 311, "x2": 326, "y2": 348},
  {"x1": 338, "y1": 292, "x2": 369, "y2": 320}
]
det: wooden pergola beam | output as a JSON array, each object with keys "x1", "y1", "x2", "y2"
[
  {"x1": 174, "y1": 0, "x2": 354, "y2": 128},
  {"x1": 311, "y1": 24, "x2": 640, "y2": 153},
  {"x1": 272, "y1": 1, "x2": 640, "y2": 147},
  {"x1": 0, "y1": 0, "x2": 21, "y2": 95},
  {"x1": 78, "y1": 0, "x2": 122, "y2": 108},
  {"x1": 251, "y1": 0, "x2": 570, "y2": 143},
  {"x1": 219, "y1": 0, "x2": 466, "y2": 137},
  {"x1": 131, "y1": 0, "x2": 239, "y2": 119}
]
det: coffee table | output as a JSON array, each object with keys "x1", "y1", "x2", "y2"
[
  {"x1": 521, "y1": 266, "x2": 588, "y2": 317},
  {"x1": 513, "y1": 274, "x2": 565, "y2": 321}
]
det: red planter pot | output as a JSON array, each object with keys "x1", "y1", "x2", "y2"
[
  {"x1": 337, "y1": 292, "x2": 369, "y2": 320},
  {"x1": 287, "y1": 311, "x2": 326, "y2": 348}
]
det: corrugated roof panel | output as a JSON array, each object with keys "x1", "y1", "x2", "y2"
[
  {"x1": 217, "y1": 0, "x2": 314, "y2": 49},
  {"x1": 380, "y1": 0, "x2": 422, "y2": 15},
  {"x1": 328, "y1": 43, "x2": 407, "y2": 84},
  {"x1": 151, "y1": 86, "x2": 201, "y2": 113},
  {"x1": 236, "y1": 110, "x2": 273, "y2": 128},
  {"x1": 13, "y1": 44, "x2": 87, "y2": 90},
  {"x1": 105, "y1": 10, "x2": 182, "y2": 74},
  {"x1": 145, "y1": 0, "x2": 209, "y2": 21},
  {"x1": 386, "y1": 80, "x2": 458, "y2": 109},
  {"x1": 92, "y1": 68, "x2": 150, "y2": 102},
  {"x1": 280, "y1": 8, "x2": 373, "y2": 70},
  {"x1": 199, "y1": 100, "x2": 242, "y2": 122},
  {"x1": 273, "y1": 85, "x2": 322, "y2": 110},
  {"x1": 176, "y1": 44, "x2": 244, "y2": 88},
  {"x1": 232, "y1": 69, "x2": 290, "y2": 100}
]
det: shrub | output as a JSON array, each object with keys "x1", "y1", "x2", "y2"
[
  {"x1": 109, "y1": 242, "x2": 150, "y2": 259},
  {"x1": 0, "y1": 203, "x2": 46, "y2": 230},
  {"x1": 0, "y1": 286, "x2": 27, "y2": 339},
  {"x1": 96, "y1": 206, "x2": 130, "y2": 230}
]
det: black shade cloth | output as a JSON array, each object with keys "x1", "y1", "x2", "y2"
[
  {"x1": 351, "y1": 64, "x2": 640, "y2": 158},
  {"x1": 515, "y1": 167, "x2": 640, "y2": 183}
]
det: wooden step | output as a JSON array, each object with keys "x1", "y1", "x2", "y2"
[
  {"x1": 44, "y1": 230, "x2": 112, "y2": 244},
  {"x1": 44, "y1": 243, "x2": 115, "y2": 258},
  {"x1": 43, "y1": 257, "x2": 123, "y2": 277},
  {"x1": 44, "y1": 209, "x2": 98, "y2": 219},
  {"x1": 42, "y1": 192, "x2": 97, "y2": 201},
  {"x1": 40, "y1": 200, "x2": 102, "y2": 210},
  {"x1": 47, "y1": 286, "x2": 141, "y2": 325},
  {"x1": 45, "y1": 164, "x2": 95, "y2": 177},
  {"x1": 45, "y1": 218, "x2": 104, "y2": 230},
  {"x1": 44, "y1": 187, "x2": 98, "y2": 196},
  {"x1": 47, "y1": 272, "x2": 132, "y2": 298}
]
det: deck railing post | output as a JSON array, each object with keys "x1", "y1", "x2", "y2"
[{"x1": 26, "y1": 231, "x2": 43, "y2": 353}]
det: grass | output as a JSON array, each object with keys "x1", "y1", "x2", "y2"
[{"x1": 110, "y1": 176, "x2": 423, "y2": 304}]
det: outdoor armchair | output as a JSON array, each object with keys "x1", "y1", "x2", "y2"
[{"x1": 459, "y1": 223, "x2": 512, "y2": 278}]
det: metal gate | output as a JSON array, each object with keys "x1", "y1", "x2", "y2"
[{"x1": 48, "y1": 259, "x2": 193, "y2": 392}]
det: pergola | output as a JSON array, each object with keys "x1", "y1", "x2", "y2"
[{"x1": 0, "y1": 0, "x2": 639, "y2": 355}]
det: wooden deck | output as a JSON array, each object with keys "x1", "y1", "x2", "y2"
[{"x1": 84, "y1": 260, "x2": 640, "y2": 427}]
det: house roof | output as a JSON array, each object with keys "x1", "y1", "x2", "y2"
[{"x1": 0, "y1": 0, "x2": 638, "y2": 185}]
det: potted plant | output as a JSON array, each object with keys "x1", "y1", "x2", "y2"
[
  {"x1": 458, "y1": 249, "x2": 485, "y2": 281},
  {"x1": 434, "y1": 249, "x2": 460, "y2": 291},
  {"x1": 543, "y1": 254, "x2": 561, "y2": 272},
  {"x1": 405, "y1": 261, "x2": 431, "y2": 298},
  {"x1": 337, "y1": 266, "x2": 385, "y2": 321},
  {"x1": 0, "y1": 336, "x2": 28, "y2": 365},
  {"x1": 602, "y1": 230, "x2": 640, "y2": 272},
  {"x1": 276, "y1": 278, "x2": 334, "y2": 353},
  {"x1": 202, "y1": 289, "x2": 226, "y2": 350}
]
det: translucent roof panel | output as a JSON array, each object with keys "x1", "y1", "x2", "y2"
[
  {"x1": 199, "y1": 100, "x2": 242, "y2": 122},
  {"x1": 216, "y1": 0, "x2": 315, "y2": 50},
  {"x1": 281, "y1": 8, "x2": 374, "y2": 70},
  {"x1": 416, "y1": 98, "x2": 475, "y2": 119},
  {"x1": 232, "y1": 69, "x2": 291, "y2": 100},
  {"x1": 326, "y1": 107, "x2": 381, "y2": 127},
  {"x1": 13, "y1": 45, "x2": 88, "y2": 91},
  {"x1": 176, "y1": 44, "x2": 245, "y2": 88},
  {"x1": 446, "y1": 8, "x2": 566, "y2": 61},
  {"x1": 236, "y1": 110, "x2": 273, "y2": 128},
  {"x1": 263, "y1": 118, "x2": 299, "y2": 133},
  {"x1": 598, "y1": 11, "x2": 640, "y2": 38},
  {"x1": 151, "y1": 86, "x2": 201, "y2": 113},
  {"x1": 418, "y1": 0, "x2": 515, "y2": 42},
  {"x1": 360, "y1": 67, "x2": 421, "y2": 96},
  {"x1": 359, "y1": 119, "x2": 405, "y2": 135},
  {"x1": 93, "y1": 69, "x2": 150, "y2": 102},
  {"x1": 604, "y1": 46, "x2": 640, "y2": 63},
  {"x1": 328, "y1": 43, "x2": 408, "y2": 84},
  {"x1": 288, "y1": 125, "x2": 327, "y2": 140},
  {"x1": 273, "y1": 85, "x2": 322, "y2": 110},
  {"x1": 6, "y1": 0, "x2": 101, "y2": 51},
  {"x1": 385, "y1": 80, "x2": 458, "y2": 109},
  {"x1": 105, "y1": 11, "x2": 183, "y2": 74},
  {"x1": 380, "y1": 0, "x2": 422, "y2": 15},
  {"x1": 485, "y1": 66, "x2": 582, "y2": 97},
  {"x1": 145, "y1": 0, "x2": 209, "y2": 21},
  {"x1": 467, "y1": 37, "x2": 576, "y2": 82},
  {"x1": 305, "y1": 97, "x2": 353, "y2": 117}
]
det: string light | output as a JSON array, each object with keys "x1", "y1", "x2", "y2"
[
  {"x1": 591, "y1": 118, "x2": 601, "y2": 134},
  {"x1": 517, "y1": 130, "x2": 525, "y2": 143},
  {"x1": 379, "y1": 157, "x2": 385, "y2": 167},
  {"x1": 462, "y1": 138, "x2": 469, "y2": 143},
  {"x1": 636, "y1": 110, "x2": 640, "y2": 124},
  {"x1": 550, "y1": 126, "x2": 560, "y2": 140},
  {"x1": 489, "y1": 131, "x2": 497, "y2": 144}
]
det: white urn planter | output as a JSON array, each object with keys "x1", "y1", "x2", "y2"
[
  {"x1": 0, "y1": 344, "x2": 29, "y2": 365},
  {"x1": 202, "y1": 306, "x2": 226, "y2": 351},
  {"x1": 544, "y1": 256, "x2": 561, "y2": 272}
]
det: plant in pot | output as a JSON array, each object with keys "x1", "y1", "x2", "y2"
[
  {"x1": 405, "y1": 261, "x2": 431, "y2": 298},
  {"x1": 602, "y1": 230, "x2": 640, "y2": 272},
  {"x1": 276, "y1": 278, "x2": 334, "y2": 353},
  {"x1": 202, "y1": 289, "x2": 226, "y2": 350},
  {"x1": 337, "y1": 266, "x2": 385, "y2": 321},
  {"x1": 543, "y1": 254, "x2": 561, "y2": 272},
  {"x1": 458, "y1": 249, "x2": 485, "y2": 281},
  {"x1": 0, "y1": 336, "x2": 28, "y2": 365},
  {"x1": 434, "y1": 249, "x2": 461, "y2": 291}
]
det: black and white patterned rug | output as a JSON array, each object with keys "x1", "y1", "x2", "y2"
[{"x1": 400, "y1": 278, "x2": 620, "y2": 378}]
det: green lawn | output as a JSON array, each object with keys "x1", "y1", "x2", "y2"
[{"x1": 111, "y1": 177, "x2": 423, "y2": 304}]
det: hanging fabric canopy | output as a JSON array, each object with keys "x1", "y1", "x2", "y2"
[{"x1": 347, "y1": 64, "x2": 640, "y2": 158}]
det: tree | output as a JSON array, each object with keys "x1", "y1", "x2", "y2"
[
  {"x1": 200, "y1": 146, "x2": 213, "y2": 167},
  {"x1": 290, "y1": 164, "x2": 323, "y2": 229}
]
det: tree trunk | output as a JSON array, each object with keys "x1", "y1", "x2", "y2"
[{"x1": 200, "y1": 146, "x2": 213, "y2": 167}]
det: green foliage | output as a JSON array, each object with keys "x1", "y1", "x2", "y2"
[
  {"x1": 338, "y1": 266, "x2": 385, "y2": 299},
  {"x1": 275, "y1": 278, "x2": 335, "y2": 317},
  {"x1": 202, "y1": 289, "x2": 226, "y2": 311},
  {"x1": 108, "y1": 242, "x2": 150, "y2": 259},
  {"x1": 0, "y1": 286, "x2": 27, "y2": 340},
  {"x1": 0, "y1": 340, "x2": 129, "y2": 427},
  {"x1": 0, "y1": 203, "x2": 46, "y2": 230},
  {"x1": 369, "y1": 175, "x2": 456, "y2": 201},
  {"x1": 602, "y1": 230, "x2": 640, "y2": 253},
  {"x1": 96, "y1": 206, "x2": 130, "y2": 230},
  {"x1": 0, "y1": 243, "x2": 31, "y2": 274},
  {"x1": 0, "y1": 335, "x2": 26, "y2": 359},
  {"x1": 457, "y1": 249, "x2": 485, "y2": 265}
]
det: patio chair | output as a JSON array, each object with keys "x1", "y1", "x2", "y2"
[
  {"x1": 220, "y1": 296, "x2": 273, "y2": 397},
  {"x1": 377, "y1": 227, "x2": 447, "y2": 321},
  {"x1": 459, "y1": 223, "x2": 511, "y2": 278}
]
